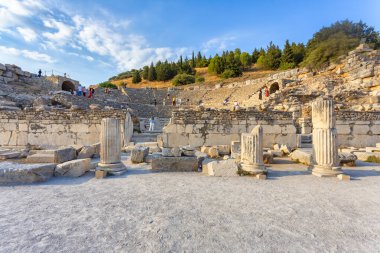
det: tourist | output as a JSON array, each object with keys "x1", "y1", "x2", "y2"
[
  {"x1": 82, "y1": 86, "x2": 86, "y2": 97},
  {"x1": 233, "y1": 101, "x2": 240, "y2": 111},
  {"x1": 88, "y1": 88, "x2": 93, "y2": 98},
  {"x1": 259, "y1": 89, "x2": 262, "y2": 100},
  {"x1": 223, "y1": 99, "x2": 228, "y2": 106},
  {"x1": 154, "y1": 98, "x2": 157, "y2": 106},
  {"x1": 38, "y1": 69, "x2": 42, "y2": 77},
  {"x1": 149, "y1": 117, "x2": 155, "y2": 131},
  {"x1": 172, "y1": 96, "x2": 176, "y2": 106},
  {"x1": 265, "y1": 86, "x2": 269, "y2": 97},
  {"x1": 77, "y1": 84, "x2": 82, "y2": 96}
]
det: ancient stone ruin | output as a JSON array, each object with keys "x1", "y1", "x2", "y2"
[{"x1": 0, "y1": 43, "x2": 380, "y2": 183}]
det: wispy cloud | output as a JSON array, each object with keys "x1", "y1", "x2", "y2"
[
  {"x1": 202, "y1": 35, "x2": 237, "y2": 53},
  {"x1": 0, "y1": 45, "x2": 54, "y2": 63},
  {"x1": 16, "y1": 27, "x2": 37, "y2": 42}
]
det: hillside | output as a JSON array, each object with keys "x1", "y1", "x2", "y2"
[{"x1": 110, "y1": 66, "x2": 278, "y2": 89}]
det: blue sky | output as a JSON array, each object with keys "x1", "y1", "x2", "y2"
[{"x1": 0, "y1": 0, "x2": 379, "y2": 85}]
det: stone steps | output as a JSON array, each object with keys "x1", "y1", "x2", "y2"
[{"x1": 131, "y1": 132, "x2": 161, "y2": 143}]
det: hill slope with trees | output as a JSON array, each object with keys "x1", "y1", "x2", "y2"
[{"x1": 104, "y1": 20, "x2": 379, "y2": 88}]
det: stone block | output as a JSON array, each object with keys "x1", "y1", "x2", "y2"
[
  {"x1": 55, "y1": 158, "x2": 91, "y2": 177},
  {"x1": 208, "y1": 147, "x2": 219, "y2": 158},
  {"x1": 131, "y1": 146, "x2": 149, "y2": 163},
  {"x1": 26, "y1": 153, "x2": 56, "y2": 163},
  {"x1": 268, "y1": 150, "x2": 283, "y2": 157},
  {"x1": 0, "y1": 151, "x2": 21, "y2": 160},
  {"x1": 55, "y1": 147, "x2": 77, "y2": 163},
  {"x1": 95, "y1": 170, "x2": 107, "y2": 179},
  {"x1": 207, "y1": 159, "x2": 238, "y2": 177},
  {"x1": 376, "y1": 143, "x2": 380, "y2": 148},
  {"x1": 136, "y1": 142, "x2": 161, "y2": 153},
  {"x1": 200, "y1": 146, "x2": 210, "y2": 153},
  {"x1": 202, "y1": 158, "x2": 213, "y2": 174},
  {"x1": 144, "y1": 153, "x2": 162, "y2": 163},
  {"x1": 256, "y1": 174, "x2": 267, "y2": 180},
  {"x1": 77, "y1": 145, "x2": 95, "y2": 159},
  {"x1": 353, "y1": 151, "x2": 380, "y2": 162},
  {"x1": 263, "y1": 152, "x2": 274, "y2": 164},
  {"x1": 231, "y1": 141, "x2": 241, "y2": 158},
  {"x1": 339, "y1": 153, "x2": 357, "y2": 167},
  {"x1": 337, "y1": 174, "x2": 350, "y2": 181},
  {"x1": 0, "y1": 162, "x2": 55, "y2": 184},
  {"x1": 151, "y1": 156, "x2": 199, "y2": 172},
  {"x1": 280, "y1": 144, "x2": 292, "y2": 155},
  {"x1": 365, "y1": 147, "x2": 380, "y2": 153},
  {"x1": 289, "y1": 149, "x2": 313, "y2": 165},
  {"x1": 214, "y1": 145, "x2": 230, "y2": 155}
]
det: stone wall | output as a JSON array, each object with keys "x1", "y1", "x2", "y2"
[
  {"x1": 161, "y1": 109, "x2": 297, "y2": 148},
  {"x1": 336, "y1": 111, "x2": 380, "y2": 147},
  {"x1": 161, "y1": 109, "x2": 380, "y2": 148},
  {"x1": 0, "y1": 110, "x2": 128, "y2": 148}
]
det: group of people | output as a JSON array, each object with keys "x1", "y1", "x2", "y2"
[
  {"x1": 75, "y1": 84, "x2": 95, "y2": 98},
  {"x1": 258, "y1": 86, "x2": 270, "y2": 100}
]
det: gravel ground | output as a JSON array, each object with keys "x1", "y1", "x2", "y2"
[{"x1": 1, "y1": 157, "x2": 380, "y2": 253}]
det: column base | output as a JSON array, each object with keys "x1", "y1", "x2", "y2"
[
  {"x1": 240, "y1": 163, "x2": 266, "y2": 175},
  {"x1": 97, "y1": 162, "x2": 126, "y2": 175},
  {"x1": 312, "y1": 165, "x2": 342, "y2": 177}
]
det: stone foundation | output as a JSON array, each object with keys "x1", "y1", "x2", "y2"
[{"x1": 0, "y1": 110, "x2": 128, "y2": 148}]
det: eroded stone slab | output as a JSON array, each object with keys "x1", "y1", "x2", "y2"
[
  {"x1": 54, "y1": 158, "x2": 91, "y2": 177},
  {"x1": 151, "y1": 156, "x2": 199, "y2": 172},
  {"x1": 0, "y1": 162, "x2": 55, "y2": 184},
  {"x1": 207, "y1": 159, "x2": 238, "y2": 177}
]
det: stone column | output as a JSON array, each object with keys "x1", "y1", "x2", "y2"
[
  {"x1": 97, "y1": 118, "x2": 126, "y2": 173},
  {"x1": 312, "y1": 97, "x2": 342, "y2": 177},
  {"x1": 123, "y1": 111, "x2": 133, "y2": 147},
  {"x1": 240, "y1": 125, "x2": 266, "y2": 174}
]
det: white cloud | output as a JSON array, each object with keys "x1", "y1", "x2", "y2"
[
  {"x1": 42, "y1": 19, "x2": 73, "y2": 46},
  {"x1": 16, "y1": 27, "x2": 37, "y2": 42},
  {"x1": 72, "y1": 15, "x2": 184, "y2": 70},
  {"x1": 0, "y1": 45, "x2": 54, "y2": 63},
  {"x1": 202, "y1": 35, "x2": 237, "y2": 53}
]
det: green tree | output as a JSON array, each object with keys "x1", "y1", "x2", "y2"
[
  {"x1": 148, "y1": 62, "x2": 157, "y2": 81},
  {"x1": 142, "y1": 66, "x2": 149, "y2": 80},
  {"x1": 302, "y1": 20, "x2": 380, "y2": 69},
  {"x1": 132, "y1": 71, "x2": 142, "y2": 83},
  {"x1": 258, "y1": 42, "x2": 282, "y2": 70},
  {"x1": 240, "y1": 52, "x2": 252, "y2": 69},
  {"x1": 172, "y1": 73, "x2": 195, "y2": 86},
  {"x1": 280, "y1": 40, "x2": 295, "y2": 70},
  {"x1": 251, "y1": 48, "x2": 260, "y2": 64}
]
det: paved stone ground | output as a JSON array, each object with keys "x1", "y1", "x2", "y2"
[{"x1": 0, "y1": 157, "x2": 380, "y2": 252}]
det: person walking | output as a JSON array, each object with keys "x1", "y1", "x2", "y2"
[
  {"x1": 88, "y1": 88, "x2": 93, "y2": 98},
  {"x1": 259, "y1": 89, "x2": 263, "y2": 100},
  {"x1": 154, "y1": 98, "x2": 157, "y2": 106},
  {"x1": 172, "y1": 96, "x2": 176, "y2": 106},
  {"x1": 77, "y1": 84, "x2": 82, "y2": 96},
  {"x1": 82, "y1": 86, "x2": 86, "y2": 97},
  {"x1": 149, "y1": 117, "x2": 155, "y2": 132},
  {"x1": 38, "y1": 69, "x2": 42, "y2": 77},
  {"x1": 265, "y1": 86, "x2": 269, "y2": 97}
]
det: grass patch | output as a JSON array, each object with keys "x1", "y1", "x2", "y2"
[{"x1": 366, "y1": 156, "x2": 380, "y2": 163}]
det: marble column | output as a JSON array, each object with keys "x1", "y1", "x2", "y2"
[
  {"x1": 312, "y1": 97, "x2": 342, "y2": 177},
  {"x1": 240, "y1": 125, "x2": 266, "y2": 174},
  {"x1": 97, "y1": 118, "x2": 126, "y2": 173},
  {"x1": 123, "y1": 111, "x2": 133, "y2": 147}
]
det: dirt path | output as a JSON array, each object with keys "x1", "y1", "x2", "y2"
[{"x1": 0, "y1": 158, "x2": 380, "y2": 252}]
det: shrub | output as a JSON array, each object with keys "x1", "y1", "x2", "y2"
[
  {"x1": 99, "y1": 81, "x2": 117, "y2": 89},
  {"x1": 132, "y1": 71, "x2": 142, "y2": 83},
  {"x1": 220, "y1": 68, "x2": 242, "y2": 79},
  {"x1": 195, "y1": 76, "x2": 205, "y2": 83},
  {"x1": 172, "y1": 74, "x2": 195, "y2": 86}
]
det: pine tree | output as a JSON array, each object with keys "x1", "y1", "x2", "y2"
[
  {"x1": 148, "y1": 62, "x2": 156, "y2": 81},
  {"x1": 280, "y1": 40, "x2": 295, "y2": 69},
  {"x1": 132, "y1": 71, "x2": 142, "y2": 83},
  {"x1": 142, "y1": 66, "x2": 149, "y2": 80},
  {"x1": 191, "y1": 51, "x2": 195, "y2": 68}
]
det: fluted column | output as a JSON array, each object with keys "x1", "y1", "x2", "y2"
[
  {"x1": 240, "y1": 125, "x2": 266, "y2": 174},
  {"x1": 312, "y1": 97, "x2": 342, "y2": 177},
  {"x1": 97, "y1": 118, "x2": 126, "y2": 173}
]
